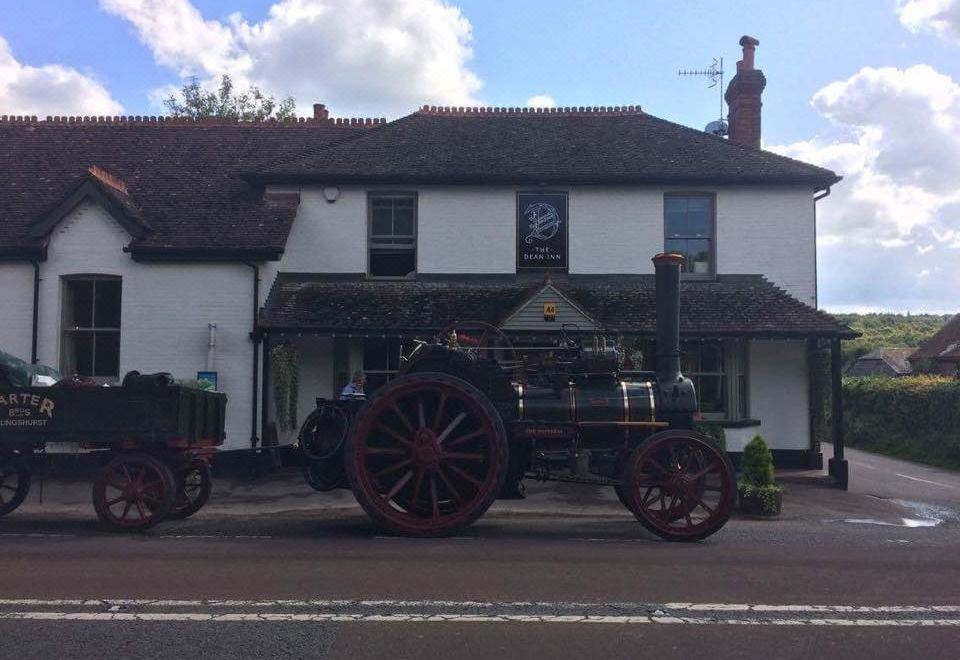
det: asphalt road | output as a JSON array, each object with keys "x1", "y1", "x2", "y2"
[{"x1": 1, "y1": 448, "x2": 958, "y2": 659}]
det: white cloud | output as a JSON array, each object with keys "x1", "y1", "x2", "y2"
[
  {"x1": 899, "y1": 0, "x2": 960, "y2": 43},
  {"x1": 0, "y1": 36, "x2": 123, "y2": 116},
  {"x1": 100, "y1": 0, "x2": 482, "y2": 117},
  {"x1": 770, "y1": 65, "x2": 960, "y2": 312},
  {"x1": 526, "y1": 94, "x2": 556, "y2": 108}
]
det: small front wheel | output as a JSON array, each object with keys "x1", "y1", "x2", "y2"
[
  {"x1": 92, "y1": 453, "x2": 176, "y2": 531},
  {"x1": 622, "y1": 430, "x2": 736, "y2": 542},
  {"x1": 0, "y1": 452, "x2": 31, "y2": 518}
]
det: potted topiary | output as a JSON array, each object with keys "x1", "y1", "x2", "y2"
[{"x1": 738, "y1": 435, "x2": 783, "y2": 516}]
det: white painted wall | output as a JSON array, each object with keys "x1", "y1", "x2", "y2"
[
  {"x1": 0, "y1": 262, "x2": 35, "y2": 362},
  {"x1": 275, "y1": 185, "x2": 817, "y2": 304},
  {"x1": 568, "y1": 188, "x2": 663, "y2": 274},
  {"x1": 280, "y1": 187, "x2": 367, "y2": 273},
  {"x1": 717, "y1": 186, "x2": 817, "y2": 305},
  {"x1": 0, "y1": 200, "x2": 260, "y2": 451},
  {"x1": 418, "y1": 187, "x2": 516, "y2": 273},
  {"x1": 732, "y1": 340, "x2": 810, "y2": 451}
]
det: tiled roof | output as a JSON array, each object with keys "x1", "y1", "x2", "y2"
[
  {"x1": 847, "y1": 348, "x2": 915, "y2": 376},
  {"x1": 0, "y1": 115, "x2": 375, "y2": 259},
  {"x1": 911, "y1": 314, "x2": 960, "y2": 360},
  {"x1": 253, "y1": 106, "x2": 840, "y2": 187},
  {"x1": 261, "y1": 273, "x2": 856, "y2": 338}
]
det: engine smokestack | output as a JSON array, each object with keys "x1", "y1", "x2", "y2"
[{"x1": 652, "y1": 253, "x2": 697, "y2": 414}]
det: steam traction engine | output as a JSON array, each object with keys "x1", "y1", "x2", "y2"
[{"x1": 300, "y1": 254, "x2": 736, "y2": 542}]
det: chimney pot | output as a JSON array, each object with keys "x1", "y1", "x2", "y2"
[
  {"x1": 739, "y1": 35, "x2": 760, "y2": 70},
  {"x1": 313, "y1": 103, "x2": 329, "y2": 120}
]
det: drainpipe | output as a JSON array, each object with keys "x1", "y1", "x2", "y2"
[
  {"x1": 31, "y1": 261, "x2": 40, "y2": 364},
  {"x1": 812, "y1": 185, "x2": 832, "y2": 310},
  {"x1": 246, "y1": 263, "x2": 261, "y2": 449}
]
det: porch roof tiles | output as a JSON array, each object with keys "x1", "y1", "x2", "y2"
[{"x1": 260, "y1": 273, "x2": 856, "y2": 339}]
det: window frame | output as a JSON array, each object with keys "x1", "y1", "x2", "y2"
[
  {"x1": 681, "y1": 339, "x2": 727, "y2": 417},
  {"x1": 362, "y1": 337, "x2": 406, "y2": 393},
  {"x1": 663, "y1": 191, "x2": 717, "y2": 279},
  {"x1": 60, "y1": 274, "x2": 122, "y2": 381},
  {"x1": 367, "y1": 191, "x2": 418, "y2": 279}
]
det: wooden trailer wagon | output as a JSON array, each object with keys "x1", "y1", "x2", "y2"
[
  {"x1": 299, "y1": 254, "x2": 737, "y2": 542},
  {"x1": 0, "y1": 370, "x2": 225, "y2": 531}
]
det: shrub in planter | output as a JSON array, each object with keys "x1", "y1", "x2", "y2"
[{"x1": 738, "y1": 435, "x2": 783, "y2": 516}]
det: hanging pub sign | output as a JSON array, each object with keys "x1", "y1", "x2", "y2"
[{"x1": 517, "y1": 192, "x2": 568, "y2": 271}]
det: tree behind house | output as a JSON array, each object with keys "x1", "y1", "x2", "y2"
[{"x1": 164, "y1": 75, "x2": 296, "y2": 121}]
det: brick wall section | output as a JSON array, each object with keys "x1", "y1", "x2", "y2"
[{"x1": 725, "y1": 69, "x2": 766, "y2": 149}]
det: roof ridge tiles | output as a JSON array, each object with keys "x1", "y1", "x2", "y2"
[
  {"x1": 0, "y1": 115, "x2": 386, "y2": 127},
  {"x1": 416, "y1": 105, "x2": 643, "y2": 117}
]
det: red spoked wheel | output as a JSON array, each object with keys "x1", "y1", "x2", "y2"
[
  {"x1": 346, "y1": 372, "x2": 508, "y2": 537},
  {"x1": 622, "y1": 430, "x2": 735, "y2": 542},
  {"x1": 92, "y1": 452, "x2": 175, "y2": 531}
]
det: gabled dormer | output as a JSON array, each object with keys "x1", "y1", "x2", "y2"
[{"x1": 29, "y1": 165, "x2": 151, "y2": 242}]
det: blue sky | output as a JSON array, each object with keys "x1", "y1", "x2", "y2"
[{"x1": 2, "y1": 0, "x2": 959, "y2": 312}]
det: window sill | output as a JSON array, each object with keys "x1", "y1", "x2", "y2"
[
  {"x1": 707, "y1": 418, "x2": 762, "y2": 429},
  {"x1": 365, "y1": 273, "x2": 418, "y2": 281}
]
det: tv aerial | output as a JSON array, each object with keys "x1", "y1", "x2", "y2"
[{"x1": 678, "y1": 57, "x2": 727, "y2": 136}]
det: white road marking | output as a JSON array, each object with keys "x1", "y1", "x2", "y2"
[
  {"x1": 894, "y1": 473, "x2": 955, "y2": 489},
  {"x1": 157, "y1": 535, "x2": 275, "y2": 540},
  {"x1": 0, "y1": 533, "x2": 75, "y2": 538},
  {"x1": 0, "y1": 611, "x2": 957, "y2": 626},
  {"x1": 0, "y1": 599, "x2": 957, "y2": 613}
]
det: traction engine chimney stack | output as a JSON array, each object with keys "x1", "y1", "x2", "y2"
[{"x1": 652, "y1": 253, "x2": 697, "y2": 415}]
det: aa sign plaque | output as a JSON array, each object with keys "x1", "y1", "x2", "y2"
[{"x1": 517, "y1": 192, "x2": 568, "y2": 271}]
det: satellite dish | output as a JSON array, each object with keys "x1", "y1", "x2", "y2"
[{"x1": 705, "y1": 119, "x2": 728, "y2": 137}]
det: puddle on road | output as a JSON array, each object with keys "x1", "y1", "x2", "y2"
[
  {"x1": 831, "y1": 497, "x2": 958, "y2": 528},
  {"x1": 839, "y1": 517, "x2": 941, "y2": 528}
]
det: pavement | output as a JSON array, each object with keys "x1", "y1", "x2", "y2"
[{"x1": 1, "y1": 445, "x2": 958, "y2": 659}]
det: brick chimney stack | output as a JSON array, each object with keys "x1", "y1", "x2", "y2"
[
  {"x1": 313, "y1": 103, "x2": 329, "y2": 120},
  {"x1": 724, "y1": 35, "x2": 766, "y2": 149}
]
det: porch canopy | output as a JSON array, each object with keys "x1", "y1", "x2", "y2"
[
  {"x1": 260, "y1": 272, "x2": 855, "y2": 340},
  {"x1": 259, "y1": 273, "x2": 856, "y2": 488}
]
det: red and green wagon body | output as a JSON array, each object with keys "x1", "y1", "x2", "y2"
[{"x1": 0, "y1": 377, "x2": 224, "y2": 530}]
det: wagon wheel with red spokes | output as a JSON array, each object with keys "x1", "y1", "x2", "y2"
[
  {"x1": 92, "y1": 452, "x2": 175, "y2": 531},
  {"x1": 0, "y1": 452, "x2": 31, "y2": 518},
  {"x1": 442, "y1": 321, "x2": 516, "y2": 363},
  {"x1": 345, "y1": 372, "x2": 508, "y2": 537},
  {"x1": 622, "y1": 430, "x2": 735, "y2": 542}
]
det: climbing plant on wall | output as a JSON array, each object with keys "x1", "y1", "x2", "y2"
[{"x1": 271, "y1": 344, "x2": 300, "y2": 430}]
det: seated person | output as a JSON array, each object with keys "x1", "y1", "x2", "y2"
[{"x1": 339, "y1": 371, "x2": 366, "y2": 398}]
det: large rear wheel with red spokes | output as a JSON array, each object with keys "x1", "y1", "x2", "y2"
[
  {"x1": 346, "y1": 373, "x2": 508, "y2": 537},
  {"x1": 622, "y1": 430, "x2": 735, "y2": 542},
  {"x1": 92, "y1": 452, "x2": 176, "y2": 531}
]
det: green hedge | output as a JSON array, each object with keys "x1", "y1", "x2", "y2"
[{"x1": 843, "y1": 376, "x2": 960, "y2": 469}]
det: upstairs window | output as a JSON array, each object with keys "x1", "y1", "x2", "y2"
[
  {"x1": 61, "y1": 276, "x2": 121, "y2": 380},
  {"x1": 369, "y1": 194, "x2": 416, "y2": 277},
  {"x1": 665, "y1": 194, "x2": 715, "y2": 276}
]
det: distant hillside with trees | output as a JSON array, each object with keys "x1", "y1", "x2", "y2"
[{"x1": 834, "y1": 313, "x2": 953, "y2": 364}]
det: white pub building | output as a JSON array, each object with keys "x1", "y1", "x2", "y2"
[{"x1": 0, "y1": 38, "x2": 854, "y2": 480}]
